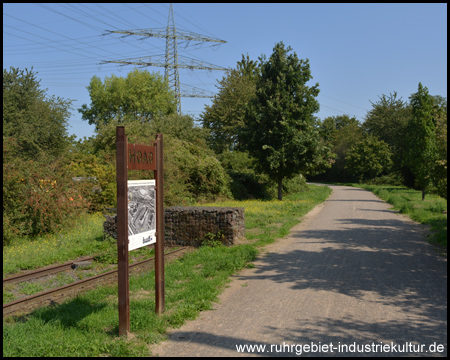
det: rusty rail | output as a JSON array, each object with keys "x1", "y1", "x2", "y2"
[
  {"x1": 3, "y1": 247, "x2": 190, "y2": 318},
  {"x1": 3, "y1": 256, "x2": 96, "y2": 285}
]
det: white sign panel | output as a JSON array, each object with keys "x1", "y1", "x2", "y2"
[{"x1": 127, "y1": 180, "x2": 156, "y2": 251}]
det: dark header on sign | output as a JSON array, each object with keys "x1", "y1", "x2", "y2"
[{"x1": 128, "y1": 143, "x2": 156, "y2": 170}]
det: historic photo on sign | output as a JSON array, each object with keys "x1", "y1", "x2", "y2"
[{"x1": 127, "y1": 180, "x2": 156, "y2": 250}]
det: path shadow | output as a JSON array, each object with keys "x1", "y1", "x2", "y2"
[
  {"x1": 235, "y1": 217, "x2": 446, "y2": 344},
  {"x1": 164, "y1": 318, "x2": 446, "y2": 357},
  {"x1": 325, "y1": 199, "x2": 385, "y2": 203},
  {"x1": 266, "y1": 316, "x2": 447, "y2": 357},
  {"x1": 31, "y1": 296, "x2": 107, "y2": 329},
  {"x1": 157, "y1": 213, "x2": 447, "y2": 357}
]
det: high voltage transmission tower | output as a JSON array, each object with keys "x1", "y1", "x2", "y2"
[{"x1": 100, "y1": 3, "x2": 228, "y2": 114}]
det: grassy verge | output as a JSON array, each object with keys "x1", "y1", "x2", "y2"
[
  {"x1": 3, "y1": 213, "x2": 106, "y2": 276},
  {"x1": 3, "y1": 213, "x2": 158, "y2": 277},
  {"x1": 355, "y1": 184, "x2": 447, "y2": 249},
  {"x1": 3, "y1": 184, "x2": 331, "y2": 357}
]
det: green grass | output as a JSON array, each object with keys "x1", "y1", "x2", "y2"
[
  {"x1": 3, "y1": 184, "x2": 331, "y2": 357},
  {"x1": 355, "y1": 184, "x2": 447, "y2": 249},
  {"x1": 204, "y1": 184, "x2": 332, "y2": 248},
  {"x1": 3, "y1": 213, "x2": 107, "y2": 276},
  {"x1": 18, "y1": 282, "x2": 46, "y2": 296},
  {"x1": 3, "y1": 213, "x2": 160, "y2": 278}
]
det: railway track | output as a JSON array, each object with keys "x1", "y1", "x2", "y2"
[
  {"x1": 3, "y1": 255, "x2": 96, "y2": 285},
  {"x1": 3, "y1": 247, "x2": 190, "y2": 318}
]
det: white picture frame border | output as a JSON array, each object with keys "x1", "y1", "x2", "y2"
[{"x1": 127, "y1": 179, "x2": 156, "y2": 251}]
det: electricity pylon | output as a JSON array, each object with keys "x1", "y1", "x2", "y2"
[{"x1": 101, "y1": 4, "x2": 227, "y2": 114}]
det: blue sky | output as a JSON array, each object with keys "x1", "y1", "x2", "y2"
[{"x1": 3, "y1": 3, "x2": 447, "y2": 140}]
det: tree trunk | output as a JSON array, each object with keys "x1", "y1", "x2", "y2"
[
  {"x1": 422, "y1": 189, "x2": 426, "y2": 201},
  {"x1": 277, "y1": 178, "x2": 283, "y2": 201}
]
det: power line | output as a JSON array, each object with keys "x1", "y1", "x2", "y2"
[
  {"x1": 5, "y1": 13, "x2": 116, "y2": 59},
  {"x1": 101, "y1": 3, "x2": 228, "y2": 114},
  {"x1": 94, "y1": 3, "x2": 137, "y2": 29},
  {"x1": 124, "y1": 4, "x2": 166, "y2": 27},
  {"x1": 321, "y1": 94, "x2": 368, "y2": 111},
  {"x1": 38, "y1": 4, "x2": 105, "y2": 32},
  {"x1": 4, "y1": 28, "x2": 100, "y2": 61},
  {"x1": 4, "y1": 4, "x2": 227, "y2": 117}
]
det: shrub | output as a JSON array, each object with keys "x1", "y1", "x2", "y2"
[
  {"x1": 367, "y1": 171, "x2": 405, "y2": 186},
  {"x1": 67, "y1": 152, "x2": 116, "y2": 212},
  {"x1": 432, "y1": 159, "x2": 447, "y2": 199},
  {"x1": 200, "y1": 232, "x2": 225, "y2": 248},
  {"x1": 3, "y1": 153, "x2": 89, "y2": 243},
  {"x1": 88, "y1": 118, "x2": 231, "y2": 206},
  {"x1": 219, "y1": 150, "x2": 272, "y2": 200},
  {"x1": 165, "y1": 137, "x2": 231, "y2": 205},
  {"x1": 345, "y1": 135, "x2": 393, "y2": 182}
]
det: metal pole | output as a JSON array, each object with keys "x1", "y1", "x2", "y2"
[
  {"x1": 116, "y1": 126, "x2": 130, "y2": 335},
  {"x1": 154, "y1": 134, "x2": 165, "y2": 314}
]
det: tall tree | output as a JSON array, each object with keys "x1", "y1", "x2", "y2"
[
  {"x1": 240, "y1": 42, "x2": 321, "y2": 200},
  {"x1": 202, "y1": 54, "x2": 259, "y2": 153},
  {"x1": 3, "y1": 67, "x2": 72, "y2": 159},
  {"x1": 404, "y1": 83, "x2": 438, "y2": 200},
  {"x1": 363, "y1": 92, "x2": 411, "y2": 150},
  {"x1": 345, "y1": 135, "x2": 392, "y2": 182},
  {"x1": 431, "y1": 95, "x2": 447, "y2": 199},
  {"x1": 317, "y1": 115, "x2": 363, "y2": 182},
  {"x1": 363, "y1": 92, "x2": 411, "y2": 182},
  {"x1": 79, "y1": 69, "x2": 176, "y2": 130}
]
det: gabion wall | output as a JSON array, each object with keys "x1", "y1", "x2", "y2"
[{"x1": 103, "y1": 206, "x2": 245, "y2": 247}]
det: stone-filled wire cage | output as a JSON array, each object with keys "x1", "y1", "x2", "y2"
[{"x1": 103, "y1": 206, "x2": 245, "y2": 247}]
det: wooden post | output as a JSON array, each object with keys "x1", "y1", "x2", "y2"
[
  {"x1": 116, "y1": 126, "x2": 130, "y2": 336},
  {"x1": 154, "y1": 134, "x2": 165, "y2": 314}
]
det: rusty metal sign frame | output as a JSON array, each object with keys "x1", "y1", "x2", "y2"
[{"x1": 116, "y1": 126, "x2": 165, "y2": 337}]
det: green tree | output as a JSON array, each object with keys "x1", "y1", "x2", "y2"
[
  {"x1": 3, "y1": 67, "x2": 73, "y2": 159},
  {"x1": 404, "y1": 83, "x2": 438, "y2": 200},
  {"x1": 345, "y1": 135, "x2": 393, "y2": 182},
  {"x1": 78, "y1": 69, "x2": 176, "y2": 130},
  {"x1": 80, "y1": 113, "x2": 229, "y2": 206},
  {"x1": 317, "y1": 115, "x2": 363, "y2": 182},
  {"x1": 241, "y1": 42, "x2": 321, "y2": 200},
  {"x1": 363, "y1": 92, "x2": 412, "y2": 183},
  {"x1": 431, "y1": 95, "x2": 447, "y2": 199},
  {"x1": 202, "y1": 54, "x2": 259, "y2": 153},
  {"x1": 363, "y1": 92, "x2": 411, "y2": 152},
  {"x1": 3, "y1": 67, "x2": 86, "y2": 241}
]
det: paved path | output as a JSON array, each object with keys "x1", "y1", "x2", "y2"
[{"x1": 151, "y1": 185, "x2": 447, "y2": 357}]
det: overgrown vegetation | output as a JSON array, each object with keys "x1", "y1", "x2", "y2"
[
  {"x1": 3, "y1": 68, "x2": 231, "y2": 245},
  {"x1": 3, "y1": 184, "x2": 331, "y2": 357},
  {"x1": 3, "y1": 213, "x2": 105, "y2": 275},
  {"x1": 312, "y1": 88, "x2": 447, "y2": 200},
  {"x1": 5, "y1": 45, "x2": 445, "y2": 247},
  {"x1": 357, "y1": 184, "x2": 447, "y2": 249},
  {"x1": 3, "y1": 38, "x2": 446, "y2": 356},
  {"x1": 3, "y1": 68, "x2": 89, "y2": 243}
]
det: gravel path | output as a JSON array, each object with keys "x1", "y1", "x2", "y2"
[{"x1": 151, "y1": 185, "x2": 447, "y2": 357}]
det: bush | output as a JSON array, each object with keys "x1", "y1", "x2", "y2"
[
  {"x1": 3, "y1": 154, "x2": 89, "y2": 243},
  {"x1": 282, "y1": 174, "x2": 308, "y2": 194},
  {"x1": 165, "y1": 137, "x2": 231, "y2": 205},
  {"x1": 200, "y1": 232, "x2": 225, "y2": 248},
  {"x1": 367, "y1": 171, "x2": 405, "y2": 186},
  {"x1": 345, "y1": 135, "x2": 393, "y2": 182},
  {"x1": 432, "y1": 159, "x2": 447, "y2": 199},
  {"x1": 87, "y1": 117, "x2": 231, "y2": 206},
  {"x1": 219, "y1": 151, "x2": 272, "y2": 200},
  {"x1": 67, "y1": 152, "x2": 116, "y2": 212}
]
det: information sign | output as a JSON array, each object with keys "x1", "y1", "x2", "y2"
[
  {"x1": 128, "y1": 143, "x2": 156, "y2": 170},
  {"x1": 127, "y1": 180, "x2": 156, "y2": 251},
  {"x1": 116, "y1": 126, "x2": 165, "y2": 337}
]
